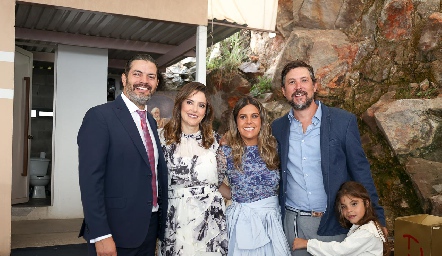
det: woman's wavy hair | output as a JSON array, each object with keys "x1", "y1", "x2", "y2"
[
  {"x1": 163, "y1": 82, "x2": 214, "y2": 149},
  {"x1": 225, "y1": 96, "x2": 279, "y2": 171},
  {"x1": 335, "y1": 181, "x2": 390, "y2": 256}
]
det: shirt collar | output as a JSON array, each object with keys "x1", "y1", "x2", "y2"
[
  {"x1": 287, "y1": 101, "x2": 322, "y2": 125},
  {"x1": 182, "y1": 130, "x2": 202, "y2": 139},
  {"x1": 121, "y1": 92, "x2": 145, "y2": 113}
]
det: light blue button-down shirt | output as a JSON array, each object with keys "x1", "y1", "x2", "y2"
[{"x1": 285, "y1": 102, "x2": 327, "y2": 212}]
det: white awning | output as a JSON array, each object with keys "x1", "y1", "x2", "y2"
[{"x1": 208, "y1": 0, "x2": 278, "y2": 31}]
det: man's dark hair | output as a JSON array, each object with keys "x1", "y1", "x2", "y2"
[
  {"x1": 124, "y1": 54, "x2": 164, "y2": 88},
  {"x1": 280, "y1": 60, "x2": 317, "y2": 87}
]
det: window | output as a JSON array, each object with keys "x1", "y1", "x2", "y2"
[{"x1": 31, "y1": 109, "x2": 53, "y2": 118}]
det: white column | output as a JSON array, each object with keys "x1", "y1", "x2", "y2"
[
  {"x1": 52, "y1": 45, "x2": 107, "y2": 218},
  {"x1": 195, "y1": 25, "x2": 207, "y2": 85},
  {"x1": 0, "y1": 1, "x2": 15, "y2": 254}
]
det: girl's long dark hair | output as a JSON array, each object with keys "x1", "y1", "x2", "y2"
[{"x1": 335, "y1": 181, "x2": 390, "y2": 256}]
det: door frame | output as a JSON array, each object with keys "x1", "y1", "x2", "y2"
[{"x1": 11, "y1": 46, "x2": 33, "y2": 205}]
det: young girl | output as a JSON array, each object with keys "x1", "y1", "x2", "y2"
[{"x1": 293, "y1": 181, "x2": 389, "y2": 256}]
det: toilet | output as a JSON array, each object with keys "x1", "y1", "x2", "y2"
[{"x1": 29, "y1": 157, "x2": 51, "y2": 198}]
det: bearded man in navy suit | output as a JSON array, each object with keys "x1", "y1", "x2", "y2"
[
  {"x1": 271, "y1": 60, "x2": 387, "y2": 255},
  {"x1": 78, "y1": 54, "x2": 168, "y2": 256}
]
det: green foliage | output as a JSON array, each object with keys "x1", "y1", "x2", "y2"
[
  {"x1": 250, "y1": 76, "x2": 272, "y2": 97},
  {"x1": 206, "y1": 32, "x2": 247, "y2": 73},
  {"x1": 395, "y1": 83, "x2": 439, "y2": 99}
]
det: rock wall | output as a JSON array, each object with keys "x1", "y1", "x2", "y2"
[
  {"x1": 275, "y1": 0, "x2": 442, "y2": 224},
  {"x1": 271, "y1": 0, "x2": 442, "y2": 111},
  {"x1": 204, "y1": 0, "x2": 442, "y2": 232},
  {"x1": 166, "y1": 0, "x2": 442, "y2": 231}
]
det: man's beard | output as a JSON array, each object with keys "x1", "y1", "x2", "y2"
[
  {"x1": 125, "y1": 83, "x2": 154, "y2": 106},
  {"x1": 288, "y1": 89, "x2": 314, "y2": 110}
]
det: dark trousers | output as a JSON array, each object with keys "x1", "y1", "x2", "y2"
[{"x1": 87, "y1": 212, "x2": 159, "y2": 256}]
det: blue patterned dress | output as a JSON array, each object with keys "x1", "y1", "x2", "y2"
[
  {"x1": 217, "y1": 145, "x2": 290, "y2": 256},
  {"x1": 159, "y1": 131, "x2": 228, "y2": 256}
]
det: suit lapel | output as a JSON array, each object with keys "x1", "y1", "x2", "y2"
[
  {"x1": 320, "y1": 104, "x2": 330, "y2": 189},
  {"x1": 280, "y1": 115, "x2": 290, "y2": 173},
  {"x1": 112, "y1": 96, "x2": 150, "y2": 166}
]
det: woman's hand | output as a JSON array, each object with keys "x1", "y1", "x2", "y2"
[{"x1": 218, "y1": 183, "x2": 231, "y2": 200}]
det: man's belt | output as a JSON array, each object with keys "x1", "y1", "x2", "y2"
[{"x1": 285, "y1": 206, "x2": 324, "y2": 217}]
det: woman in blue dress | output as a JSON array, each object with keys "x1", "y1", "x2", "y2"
[{"x1": 216, "y1": 96, "x2": 290, "y2": 256}]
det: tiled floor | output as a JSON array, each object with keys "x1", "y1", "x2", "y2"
[{"x1": 11, "y1": 218, "x2": 85, "y2": 249}]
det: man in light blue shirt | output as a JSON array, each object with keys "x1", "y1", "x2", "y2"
[
  {"x1": 286, "y1": 104, "x2": 326, "y2": 214},
  {"x1": 272, "y1": 60, "x2": 386, "y2": 256}
]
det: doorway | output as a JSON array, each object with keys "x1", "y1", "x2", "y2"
[
  {"x1": 28, "y1": 61, "x2": 55, "y2": 206},
  {"x1": 12, "y1": 48, "x2": 54, "y2": 208},
  {"x1": 11, "y1": 47, "x2": 32, "y2": 205}
]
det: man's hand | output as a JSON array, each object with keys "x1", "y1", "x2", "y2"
[
  {"x1": 293, "y1": 238, "x2": 308, "y2": 251},
  {"x1": 95, "y1": 237, "x2": 117, "y2": 256}
]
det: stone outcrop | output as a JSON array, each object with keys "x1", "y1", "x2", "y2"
[
  {"x1": 365, "y1": 95, "x2": 442, "y2": 216},
  {"x1": 406, "y1": 158, "x2": 442, "y2": 215},
  {"x1": 418, "y1": 12, "x2": 442, "y2": 52},
  {"x1": 374, "y1": 98, "x2": 442, "y2": 159},
  {"x1": 202, "y1": 0, "x2": 442, "y2": 230},
  {"x1": 162, "y1": 57, "x2": 196, "y2": 90},
  {"x1": 206, "y1": 0, "x2": 442, "y2": 230},
  {"x1": 296, "y1": 0, "x2": 343, "y2": 29},
  {"x1": 262, "y1": 1, "x2": 442, "y2": 112},
  {"x1": 378, "y1": 0, "x2": 414, "y2": 41},
  {"x1": 272, "y1": 29, "x2": 357, "y2": 103}
]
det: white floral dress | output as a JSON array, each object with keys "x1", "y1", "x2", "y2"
[{"x1": 159, "y1": 131, "x2": 228, "y2": 256}]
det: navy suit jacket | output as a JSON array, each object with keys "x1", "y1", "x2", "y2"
[
  {"x1": 77, "y1": 95, "x2": 168, "y2": 248},
  {"x1": 271, "y1": 103, "x2": 385, "y2": 236}
]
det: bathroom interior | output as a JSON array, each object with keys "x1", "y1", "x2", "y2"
[
  {"x1": 14, "y1": 60, "x2": 55, "y2": 207},
  {"x1": 14, "y1": 60, "x2": 121, "y2": 208}
]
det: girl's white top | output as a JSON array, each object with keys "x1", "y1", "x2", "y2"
[{"x1": 307, "y1": 221, "x2": 386, "y2": 256}]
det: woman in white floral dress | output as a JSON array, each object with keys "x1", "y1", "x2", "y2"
[{"x1": 159, "y1": 82, "x2": 228, "y2": 256}]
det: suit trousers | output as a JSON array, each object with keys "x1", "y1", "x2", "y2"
[
  {"x1": 284, "y1": 209, "x2": 346, "y2": 256},
  {"x1": 87, "y1": 212, "x2": 159, "y2": 256}
]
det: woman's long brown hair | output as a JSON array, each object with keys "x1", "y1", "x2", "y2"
[
  {"x1": 162, "y1": 82, "x2": 214, "y2": 149},
  {"x1": 225, "y1": 96, "x2": 279, "y2": 171}
]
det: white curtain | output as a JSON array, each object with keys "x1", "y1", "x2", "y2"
[{"x1": 208, "y1": 0, "x2": 278, "y2": 31}]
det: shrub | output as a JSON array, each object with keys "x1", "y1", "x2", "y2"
[
  {"x1": 250, "y1": 76, "x2": 272, "y2": 97},
  {"x1": 207, "y1": 32, "x2": 248, "y2": 74}
]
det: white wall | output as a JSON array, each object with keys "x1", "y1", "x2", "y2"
[{"x1": 13, "y1": 45, "x2": 108, "y2": 220}]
